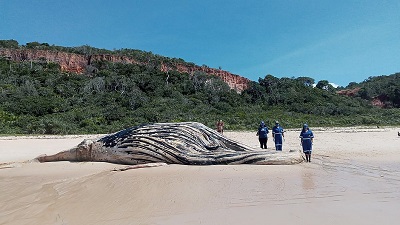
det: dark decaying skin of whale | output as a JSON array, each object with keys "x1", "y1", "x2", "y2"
[{"x1": 35, "y1": 122, "x2": 304, "y2": 165}]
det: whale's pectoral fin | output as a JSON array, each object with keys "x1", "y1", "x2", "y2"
[
  {"x1": 35, "y1": 154, "x2": 49, "y2": 163},
  {"x1": 34, "y1": 147, "x2": 80, "y2": 163}
]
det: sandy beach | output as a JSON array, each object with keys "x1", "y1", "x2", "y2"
[{"x1": 1, "y1": 127, "x2": 400, "y2": 225}]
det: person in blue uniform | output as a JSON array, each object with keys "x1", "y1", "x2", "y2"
[
  {"x1": 299, "y1": 124, "x2": 314, "y2": 162},
  {"x1": 272, "y1": 121, "x2": 284, "y2": 151},
  {"x1": 256, "y1": 121, "x2": 269, "y2": 149}
]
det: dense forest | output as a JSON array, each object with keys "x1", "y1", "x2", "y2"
[{"x1": 1, "y1": 40, "x2": 400, "y2": 134}]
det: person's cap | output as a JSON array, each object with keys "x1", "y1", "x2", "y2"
[
  {"x1": 303, "y1": 123, "x2": 308, "y2": 128},
  {"x1": 275, "y1": 121, "x2": 279, "y2": 124},
  {"x1": 260, "y1": 121, "x2": 265, "y2": 124}
]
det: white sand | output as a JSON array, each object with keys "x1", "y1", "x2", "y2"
[{"x1": 1, "y1": 127, "x2": 400, "y2": 225}]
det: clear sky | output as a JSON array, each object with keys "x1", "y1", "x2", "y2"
[{"x1": 1, "y1": 0, "x2": 399, "y2": 87}]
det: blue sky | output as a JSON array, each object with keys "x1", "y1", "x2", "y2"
[{"x1": 1, "y1": 0, "x2": 399, "y2": 87}]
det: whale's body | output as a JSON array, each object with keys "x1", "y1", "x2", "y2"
[{"x1": 36, "y1": 122, "x2": 303, "y2": 165}]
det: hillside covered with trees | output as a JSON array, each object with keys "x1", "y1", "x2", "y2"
[{"x1": 1, "y1": 40, "x2": 400, "y2": 134}]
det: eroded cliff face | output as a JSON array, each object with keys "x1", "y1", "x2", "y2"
[
  {"x1": 336, "y1": 87, "x2": 360, "y2": 97},
  {"x1": 337, "y1": 87, "x2": 386, "y2": 108},
  {"x1": 0, "y1": 48, "x2": 250, "y2": 92},
  {"x1": 160, "y1": 63, "x2": 249, "y2": 91},
  {"x1": 0, "y1": 48, "x2": 87, "y2": 73}
]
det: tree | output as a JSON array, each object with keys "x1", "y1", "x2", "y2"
[
  {"x1": 0, "y1": 39, "x2": 19, "y2": 48},
  {"x1": 316, "y1": 80, "x2": 335, "y2": 92},
  {"x1": 346, "y1": 82, "x2": 358, "y2": 89},
  {"x1": 296, "y1": 77, "x2": 315, "y2": 87},
  {"x1": 242, "y1": 82, "x2": 265, "y2": 104}
]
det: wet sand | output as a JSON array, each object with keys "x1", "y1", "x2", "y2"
[{"x1": 1, "y1": 127, "x2": 400, "y2": 225}]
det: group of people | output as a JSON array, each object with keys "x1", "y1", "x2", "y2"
[
  {"x1": 215, "y1": 119, "x2": 314, "y2": 162},
  {"x1": 256, "y1": 121, "x2": 285, "y2": 151},
  {"x1": 256, "y1": 121, "x2": 314, "y2": 163}
]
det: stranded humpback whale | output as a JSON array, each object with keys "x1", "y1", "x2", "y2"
[{"x1": 36, "y1": 122, "x2": 303, "y2": 165}]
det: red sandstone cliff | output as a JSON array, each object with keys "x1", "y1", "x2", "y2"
[
  {"x1": 337, "y1": 87, "x2": 386, "y2": 108},
  {"x1": 0, "y1": 48, "x2": 250, "y2": 92},
  {"x1": 0, "y1": 48, "x2": 87, "y2": 74},
  {"x1": 160, "y1": 63, "x2": 249, "y2": 91},
  {"x1": 336, "y1": 87, "x2": 360, "y2": 97}
]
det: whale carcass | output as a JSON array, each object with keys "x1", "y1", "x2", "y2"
[{"x1": 36, "y1": 122, "x2": 303, "y2": 165}]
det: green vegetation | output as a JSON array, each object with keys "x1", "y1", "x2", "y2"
[
  {"x1": 350, "y1": 74, "x2": 400, "y2": 108},
  {"x1": 1, "y1": 40, "x2": 400, "y2": 134}
]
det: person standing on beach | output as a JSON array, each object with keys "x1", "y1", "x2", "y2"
[
  {"x1": 299, "y1": 124, "x2": 314, "y2": 162},
  {"x1": 216, "y1": 120, "x2": 224, "y2": 135},
  {"x1": 272, "y1": 121, "x2": 284, "y2": 151},
  {"x1": 256, "y1": 121, "x2": 269, "y2": 149}
]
